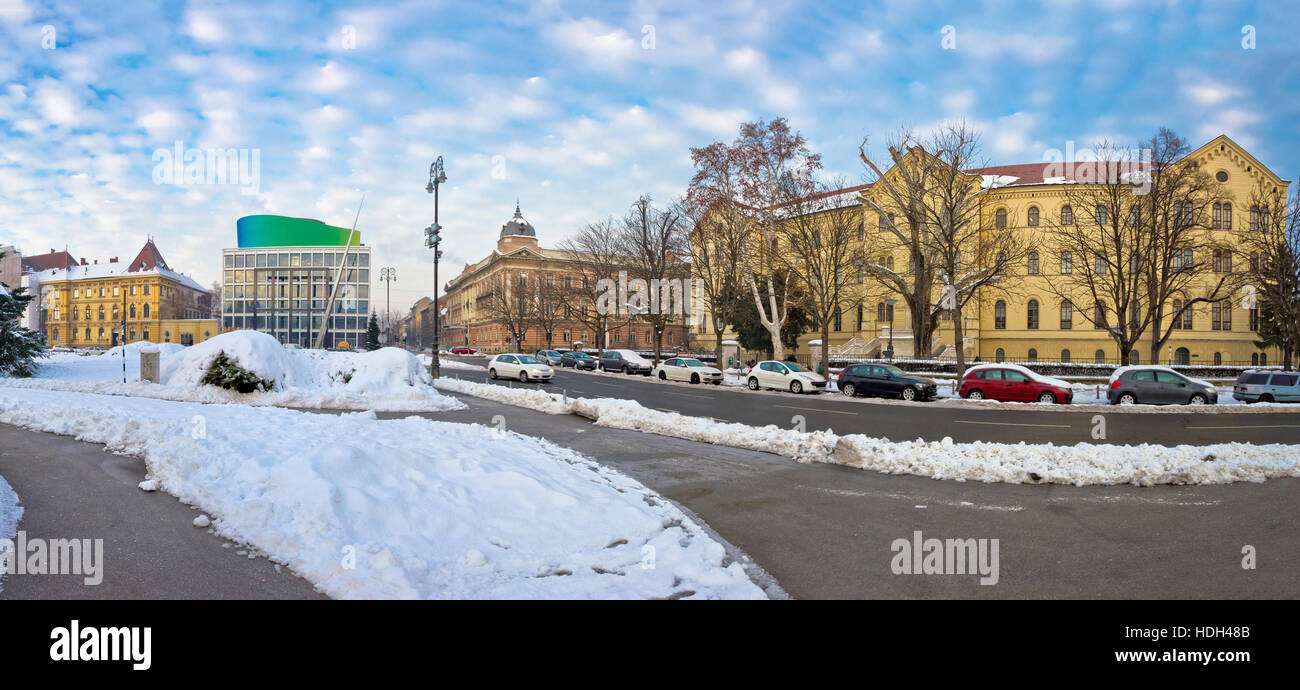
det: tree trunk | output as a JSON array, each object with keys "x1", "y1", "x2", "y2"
[
  {"x1": 819, "y1": 321, "x2": 830, "y2": 378},
  {"x1": 953, "y1": 306, "x2": 966, "y2": 375}
]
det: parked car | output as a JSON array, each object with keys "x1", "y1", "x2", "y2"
[
  {"x1": 1106, "y1": 365, "x2": 1217, "y2": 405},
  {"x1": 535, "y1": 350, "x2": 564, "y2": 366},
  {"x1": 450, "y1": 346, "x2": 477, "y2": 355},
  {"x1": 82, "y1": 346, "x2": 105, "y2": 355},
  {"x1": 488, "y1": 353, "x2": 554, "y2": 383},
  {"x1": 654, "y1": 357, "x2": 724, "y2": 384},
  {"x1": 599, "y1": 349, "x2": 653, "y2": 375},
  {"x1": 960, "y1": 363, "x2": 1073, "y2": 404},
  {"x1": 838, "y1": 363, "x2": 938, "y2": 401},
  {"x1": 1233, "y1": 370, "x2": 1300, "y2": 403},
  {"x1": 560, "y1": 351, "x2": 597, "y2": 370},
  {"x1": 746, "y1": 360, "x2": 827, "y2": 394}
]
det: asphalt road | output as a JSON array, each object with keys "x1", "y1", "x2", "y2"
[
  {"x1": 0, "y1": 423, "x2": 325, "y2": 600},
  {"x1": 443, "y1": 357, "x2": 1300, "y2": 446},
  {"x1": 394, "y1": 391, "x2": 1300, "y2": 599}
]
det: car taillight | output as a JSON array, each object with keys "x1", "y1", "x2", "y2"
[{"x1": 1109, "y1": 380, "x2": 1122, "y2": 388}]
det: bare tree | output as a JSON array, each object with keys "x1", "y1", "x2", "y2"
[
  {"x1": 557, "y1": 218, "x2": 628, "y2": 358},
  {"x1": 482, "y1": 271, "x2": 533, "y2": 350},
  {"x1": 777, "y1": 178, "x2": 868, "y2": 376},
  {"x1": 686, "y1": 141, "x2": 750, "y2": 365},
  {"x1": 618, "y1": 195, "x2": 691, "y2": 366},
  {"x1": 1236, "y1": 183, "x2": 1300, "y2": 369},
  {"x1": 530, "y1": 269, "x2": 565, "y2": 351}
]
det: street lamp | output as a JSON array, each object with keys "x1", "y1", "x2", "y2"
[
  {"x1": 425, "y1": 156, "x2": 447, "y2": 378},
  {"x1": 379, "y1": 267, "x2": 396, "y2": 345},
  {"x1": 885, "y1": 299, "x2": 897, "y2": 361}
]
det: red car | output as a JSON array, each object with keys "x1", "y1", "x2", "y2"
[
  {"x1": 959, "y1": 364, "x2": 1073, "y2": 404},
  {"x1": 450, "y1": 346, "x2": 477, "y2": 355}
]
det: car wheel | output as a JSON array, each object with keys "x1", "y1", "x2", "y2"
[
  {"x1": 690, "y1": 373, "x2": 700, "y2": 384},
  {"x1": 623, "y1": 365, "x2": 632, "y2": 375},
  {"x1": 1188, "y1": 393, "x2": 1207, "y2": 405},
  {"x1": 790, "y1": 380, "x2": 803, "y2": 394},
  {"x1": 1117, "y1": 392, "x2": 1137, "y2": 405},
  {"x1": 489, "y1": 368, "x2": 498, "y2": 380},
  {"x1": 1037, "y1": 391, "x2": 1056, "y2": 404},
  {"x1": 658, "y1": 371, "x2": 667, "y2": 380},
  {"x1": 519, "y1": 372, "x2": 529, "y2": 383},
  {"x1": 965, "y1": 389, "x2": 984, "y2": 400},
  {"x1": 1261, "y1": 394, "x2": 1275, "y2": 403},
  {"x1": 748, "y1": 377, "x2": 760, "y2": 391},
  {"x1": 841, "y1": 382, "x2": 856, "y2": 397},
  {"x1": 901, "y1": 386, "x2": 918, "y2": 402}
]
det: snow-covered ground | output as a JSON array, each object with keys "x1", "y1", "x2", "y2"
[
  {"x1": 3, "y1": 332, "x2": 464, "y2": 412},
  {"x1": 432, "y1": 377, "x2": 1300, "y2": 486},
  {"x1": 0, "y1": 386, "x2": 764, "y2": 599},
  {"x1": 0, "y1": 473, "x2": 20, "y2": 594}
]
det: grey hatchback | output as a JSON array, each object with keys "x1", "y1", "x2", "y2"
[
  {"x1": 1107, "y1": 366, "x2": 1218, "y2": 405},
  {"x1": 1233, "y1": 371, "x2": 1300, "y2": 403}
]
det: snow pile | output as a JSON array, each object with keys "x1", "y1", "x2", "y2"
[
  {"x1": 7, "y1": 330, "x2": 464, "y2": 412},
  {"x1": 435, "y1": 378, "x2": 1300, "y2": 486},
  {"x1": 0, "y1": 387, "x2": 765, "y2": 600},
  {"x1": 0, "y1": 473, "x2": 21, "y2": 593},
  {"x1": 105, "y1": 341, "x2": 185, "y2": 358}
]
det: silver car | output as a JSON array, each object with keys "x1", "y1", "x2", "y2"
[
  {"x1": 1233, "y1": 371, "x2": 1300, "y2": 403},
  {"x1": 1107, "y1": 366, "x2": 1217, "y2": 405},
  {"x1": 535, "y1": 350, "x2": 564, "y2": 366}
]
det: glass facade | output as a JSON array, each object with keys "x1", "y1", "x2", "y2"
[{"x1": 221, "y1": 246, "x2": 371, "y2": 349}]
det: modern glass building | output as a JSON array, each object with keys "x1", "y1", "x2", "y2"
[{"x1": 221, "y1": 215, "x2": 371, "y2": 349}]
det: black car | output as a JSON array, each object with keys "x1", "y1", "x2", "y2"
[
  {"x1": 561, "y1": 351, "x2": 597, "y2": 370},
  {"x1": 837, "y1": 363, "x2": 938, "y2": 401}
]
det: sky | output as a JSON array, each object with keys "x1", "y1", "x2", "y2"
[{"x1": 0, "y1": 0, "x2": 1297, "y2": 312}]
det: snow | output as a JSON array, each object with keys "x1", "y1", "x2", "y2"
[
  {"x1": 6, "y1": 331, "x2": 464, "y2": 412},
  {"x1": 981, "y1": 174, "x2": 1020, "y2": 189},
  {"x1": 433, "y1": 377, "x2": 1300, "y2": 486},
  {"x1": 0, "y1": 473, "x2": 21, "y2": 593},
  {"x1": 0, "y1": 387, "x2": 764, "y2": 600}
]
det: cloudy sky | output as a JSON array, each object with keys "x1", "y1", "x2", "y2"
[{"x1": 0, "y1": 0, "x2": 1296, "y2": 311}]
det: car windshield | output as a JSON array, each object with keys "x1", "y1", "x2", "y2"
[
  {"x1": 783, "y1": 362, "x2": 807, "y2": 372},
  {"x1": 516, "y1": 355, "x2": 540, "y2": 364},
  {"x1": 684, "y1": 359, "x2": 706, "y2": 367},
  {"x1": 880, "y1": 365, "x2": 904, "y2": 376},
  {"x1": 572, "y1": 352, "x2": 591, "y2": 359}
]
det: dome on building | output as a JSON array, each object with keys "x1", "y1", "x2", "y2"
[{"x1": 500, "y1": 202, "x2": 536, "y2": 238}]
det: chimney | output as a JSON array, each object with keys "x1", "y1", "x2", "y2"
[
  {"x1": 80, "y1": 258, "x2": 87, "y2": 265},
  {"x1": 93, "y1": 259, "x2": 98, "y2": 264},
  {"x1": 109, "y1": 257, "x2": 118, "y2": 263}
]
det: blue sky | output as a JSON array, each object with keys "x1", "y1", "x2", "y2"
[{"x1": 1, "y1": 0, "x2": 1297, "y2": 311}]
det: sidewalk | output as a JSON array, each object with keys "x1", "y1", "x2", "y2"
[{"x1": 0, "y1": 422, "x2": 325, "y2": 600}]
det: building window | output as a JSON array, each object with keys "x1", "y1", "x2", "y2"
[
  {"x1": 1060, "y1": 251, "x2": 1073, "y2": 274},
  {"x1": 1095, "y1": 252, "x2": 1107, "y2": 274},
  {"x1": 995, "y1": 208, "x2": 1007, "y2": 228},
  {"x1": 995, "y1": 348, "x2": 1005, "y2": 362},
  {"x1": 143, "y1": 304, "x2": 150, "y2": 318},
  {"x1": 994, "y1": 300, "x2": 1006, "y2": 329},
  {"x1": 1061, "y1": 205, "x2": 1073, "y2": 225},
  {"x1": 878, "y1": 214, "x2": 887, "y2": 232},
  {"x1": 1096, "y1": 205, "x2": 1108, "y2": 225},
  {"x1": 1027, "y1": 299, "x2": 1039, "y2": 329},
  {"x1": 1027, "y1": 206, "x2": 1039, "y2": 226},
  {"x1": 1061, "y1": 349, "x2": 1071, "y2": 363},
  {"x1": 1174, "y1": 347, "x2": 1190, "y2": 366},
  {"x1": 1094, "y1": 349, "x2": 1106, "y2": 364},
  {"x1": 1250, "y1": 306, "x2": 1259, "y2": 331},
  {"x1": 1027, "y1": 348, "x2": 1038, "y2": 362},
  {"x1": 1027, "y1": 251, "x2": 1039, "y2": 275},
  {"x1": 1172, "y1": 300, "x2": 1183, "y2": 329},
  {"x1": 1212, "y1": 300, "x2": 1232, "y2": 330},
  {"x1": 1130, "y1": 351, "x2": 1140, "y2": 365},
  {"x1": 833, "y1": 308, "x2": 842, "y2": 332},
  {"x1": 1213, "y1": 352, "x2": 1222, "y2": 365},
  {"x1": 1060, "y1": 301, "x2": 1073, "y2": 329},
  {"x1": 1212, "y1": 249, "x2": 1232, "y2": 272}
]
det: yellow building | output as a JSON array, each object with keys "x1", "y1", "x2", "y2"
[
  {"x1": 695, "y1": 135, "x2": 1287, "y2": 367},
  {"x1": 37, "y1": 239, "x2": 218, "y2": 348}
]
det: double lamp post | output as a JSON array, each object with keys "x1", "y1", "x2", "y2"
[{"x1": 424, "y1": 156, "x2": 447, "y2": 379}]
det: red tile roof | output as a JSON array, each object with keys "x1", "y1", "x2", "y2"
[
  {"x1": 20, "y1": 250, "x2": 77, "y2": 273},
  {"x1": 127, "y1": 239, "x2": 169, "y2": 272}
]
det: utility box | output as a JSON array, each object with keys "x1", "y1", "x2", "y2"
[{"x1": 139, "y1": 345, "x2": 160, "y2": 383}]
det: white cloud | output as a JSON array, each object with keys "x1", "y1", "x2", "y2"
[
  {"x1": 546, "y1": 18, "x2": 640, "y2": 68},
  {"x1": 32, "y1": 79, "x2": 82, "y2": 127},
  {"x1": 184, "y1": 9, "x2": 226, "y2": 43}
]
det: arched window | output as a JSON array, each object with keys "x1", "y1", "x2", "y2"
[
  {"x1": 1130, "y1": 351, "x2": 1140, "y2": 365},
  {"x1": 1213, "y1": 202, "x2": 1222, "y2": 229},
  {"x1": 1061, "y1": 349, "x2": 1071, "y2": 363},
  {"x1": 1027, "y1": 348, "x2": 1038, "y2": 362},
  {"x1": 97, "y1": 327, "x2": 105, "y2": 341},
  {"x1": 1027, "y1": 251, "x2": 1039, "y2": 274},
  {"x1": 1094, "y1": 349, "x2": 1106, "y2": 364},
  {"x1": 995, "y1": 348, "x2": 1005, "y2": 362},
  {"x1": 1174, "y1": 347, "x2": 1190, "y2": 366},
  {"x1": 84, "y1": 327, "x2": 91, "y2": 340},
  {"x1": 1261, "y1": 352, "x2": 1268, "y2": 366},
  {"x1": 1027, "y1": 206, "x2": 1039, "y2": 226},
  {"x1": 994, "y1": 300, "x2": 1006, "y2": 329},
  {"x1": 878, "y1": 214, "x2": 887, "y2": 232},
  {"x1": 995, "y1": 251, "x2": 1006, "y2": 273},
  {"x1": 1221, "y1": 202, "x2": 1232, "y2": 229},
  {"x1": 1027, "y1": 299, "x2": 1039, "y2": 329},
  {"x1": 1213, "y1": 352, "x2": 1222, "y2": 365},
  {"x1": 1172, "y1": 299, "x2": 1184, "y2": 329},
  {"x1": 98, "y1": 306, "x2": 105, "y2": 321},
  {"x1": 1252, "y1": 353, "x2": 1259, "y2": 366},
  {"x1": 995, "y1": 208, "x2": 1007, "y2": 228},
  {"x1": 129, "y1": 304, "x2": 136, "y2": 318},
  {"x1": 1061, "y1": 205, "x2": 1073, "y2": 225},
  {"x1": 877, "y1": 302, "x2": 886, "y2": 322},
  {"x1": 53, "y1": 328, "x2": 59, "y2": 342},
  {"x1": 1096, "y1": 205, "x2": 1108, "y2": 225},
  {"x1": 72, "y1": 306, "x2": 79, "y2": 321},
  {"x1": 1060, "y1": 251, "x2": 1073, "y2": 274},
  {"x1": 1060, "y1": 301, "x2": 1073, "y2": 329},
  {"x1": 1095, "y1": 252, "x2": 1108, "y2": 274},
  {"x1": 143, "y1": 303, "x2": 151, "y2": 318},
  {"x1": 143, "y1": 328, "x2": 150, "y2": 342}
]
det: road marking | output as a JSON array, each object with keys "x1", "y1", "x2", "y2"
[
  {"x1": 1185, "y1": 424, "x2": 1300, "y2": 429},
  {"x1": 772, "y1": 404, "x2": 857, "y2": 416},
  {"x1": 587, "y1": 381, "x2": 620, "y2": 387},
  {"x1": 662, "y1": 392, "x2": 711, "y2": 399},
  {"x1": 953, "y1": 420, "x2": 1072, "y2": 428}
]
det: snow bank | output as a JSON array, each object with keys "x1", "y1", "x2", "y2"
[
  {"x1": 8, "y1": 330, "x2": 464, "y2": 412},
  {"x1": 0, "y1": 473, "x2": 21, "y2": 593},
  {"x1": 433, "y1": 378, "x2": 1300, "y2": 486},
  {"x1": 105, "y1": 341, "x2": 185, "y2": 358},
  {"x1": 0, "y1": 387, "x2": 764, "y2": 600}
]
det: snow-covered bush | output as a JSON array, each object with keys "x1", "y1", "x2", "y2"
[{"x1": 200, "y1": 351, "x2": 276, "y2": 393}]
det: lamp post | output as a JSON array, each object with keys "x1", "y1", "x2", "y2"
[
  {"x1": 379, "y1": 267, "x2": 396, "y2": 344},
  {"x1": 885, "y1": 299, "x2": 897, "y2": 361},
  {"x1": 425, "y1": 156, "x2": 447, "y2": 378}
]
